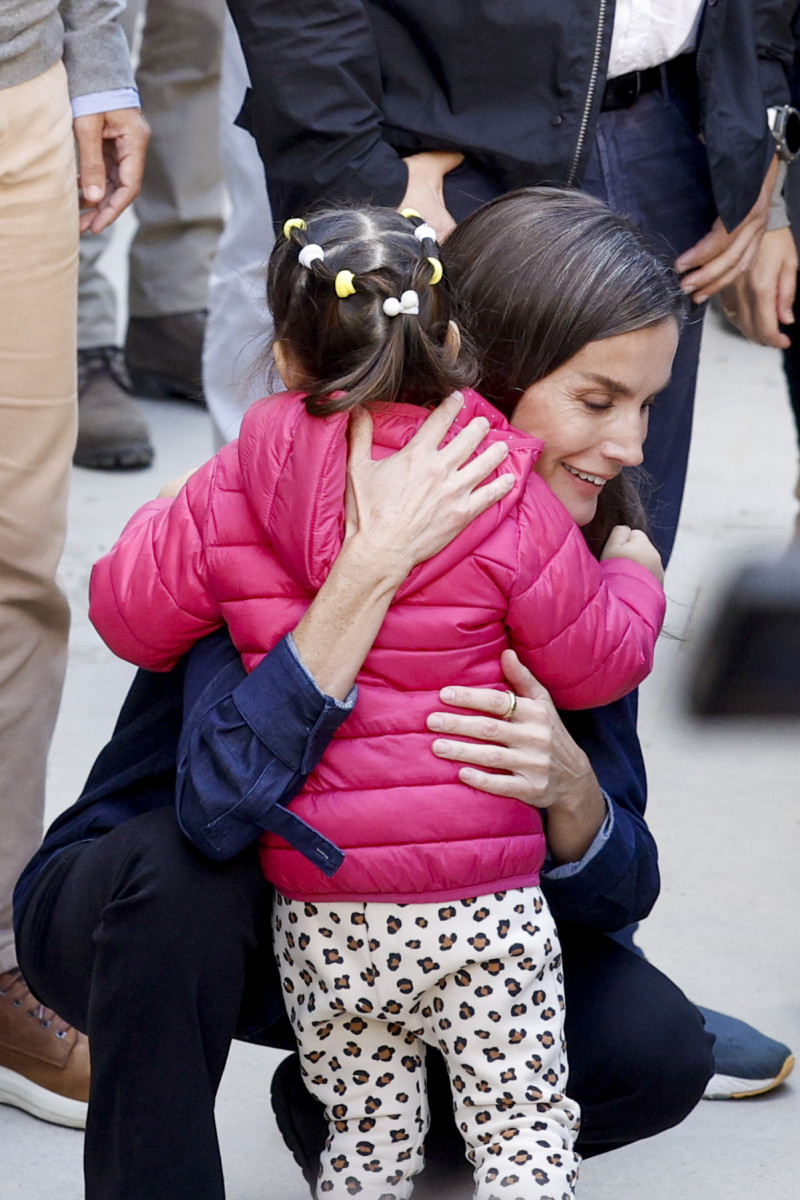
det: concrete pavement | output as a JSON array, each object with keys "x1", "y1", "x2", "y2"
[{"x1": 1, "y1": 310, "x2": 798, "y2": 1198}]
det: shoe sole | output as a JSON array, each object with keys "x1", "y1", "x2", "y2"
[
  {"x1": 73, "y1": 442, "x2": 154, "y2": 471},
  {"x1": 127, "y1": 366, "x2": 204, "y2": 405},
  {"x1": 703, "y1": 1052, "x2": 795, "y2": 1100},
  {"x1": 0, "y1": 1065, "x2": 87, "y2": 1129}
]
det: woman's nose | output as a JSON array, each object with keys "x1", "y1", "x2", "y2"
[{"x1": 602, "y1": 412, "x2": 646, "y2": 467}]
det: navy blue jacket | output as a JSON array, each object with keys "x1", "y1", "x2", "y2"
[
  {"x1": 14, "y1": 629, "x2": 658, "y2": 936},
  {"x1": 228, "y1": 0, "x2": 794, "y2": 232}
]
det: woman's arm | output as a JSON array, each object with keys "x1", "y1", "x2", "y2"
[
  {"x1": 294, "y1": 399, "x2": 511, "y2": 698},
  {"x1": 428, "y1": 652, "x2": 659, "y2": 931}
]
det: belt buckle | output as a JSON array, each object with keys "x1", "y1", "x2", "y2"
[{"x1": 619, "y1": 70, "x2": 641, "y2": 108}]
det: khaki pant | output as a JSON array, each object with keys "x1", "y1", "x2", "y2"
[
  {"x1": 0, "y1": 62, "x2": 78, "y2": 971},
  {"x1": 78, "y1": 0, "x2": 226, "y2": 348}
]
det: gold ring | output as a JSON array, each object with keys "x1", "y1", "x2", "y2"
[
  {"x1": 723, "y1": 308, "x2": 738, "y2": 321},
  {"x1": 501, "y1": 690, "x2": 518, "y2": 720}
]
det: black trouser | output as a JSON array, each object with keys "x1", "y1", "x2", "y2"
[{"x1": 16, "y1": 808, "x2": 713, "y2": 1199}]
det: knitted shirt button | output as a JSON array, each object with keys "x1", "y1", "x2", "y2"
[{"x1": 551, "y1": 114, "x2": 563, "y2": 126}]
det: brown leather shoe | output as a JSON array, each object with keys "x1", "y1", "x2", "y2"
[
  {"x1": 0, "y1": 969, "x2": 89, "y2": 1128},
  {"x1": 125, "y1": 311, "x2": 206, "y2": 404},
  {"x1": 76, "y1": 346, "x2": 154, "y2": 470}
]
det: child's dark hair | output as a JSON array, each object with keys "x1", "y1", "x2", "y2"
[{"x1": 268, "y1": 207, "x2": 476, "y2": 416}]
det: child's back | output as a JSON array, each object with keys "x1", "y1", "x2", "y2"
[{"x1": 90, "y1": 383, "x2": 664, "y2": 902}]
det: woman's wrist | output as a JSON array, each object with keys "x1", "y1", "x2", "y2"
[
  {"x1": 542, "y1": 751, "x2": 608, "y2": 865},
  {"x1": 339, "y1": 528, "x2": 414, "y2": 594},
  {"x1": 292, "y1": 535, "x2": 406, "y2": 700}
]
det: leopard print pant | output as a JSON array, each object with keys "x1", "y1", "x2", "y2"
[{"x1": 273, "y1": 887, "x2": 580, "y2": 1199}]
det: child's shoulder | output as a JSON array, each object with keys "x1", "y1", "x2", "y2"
[{"x1": 241, "y1": 389, "x2": 308, "y2": 431}]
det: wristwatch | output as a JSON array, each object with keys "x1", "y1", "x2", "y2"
[{"x1": 766, "y1": 105, "x2": 800, "y2": 163}]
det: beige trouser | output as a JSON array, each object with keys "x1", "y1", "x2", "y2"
[
  {"x1": 78, "y1": 0, "x2": 226, "y2": 347},
  {"x1": 0, "y1": 63, "x2": 78, "y2": 972}
]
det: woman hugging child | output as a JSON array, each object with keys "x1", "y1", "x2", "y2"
[{"x1": 89, "y1": 200, "x2": 677, "y2": 1199}]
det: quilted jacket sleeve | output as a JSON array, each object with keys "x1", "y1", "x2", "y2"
[
  {"x1": 89, "y1": 455, "x2": 226, "y2": 671},
  {"x1": 505, "y1": 478, "x2": 666, "y2": 711}
]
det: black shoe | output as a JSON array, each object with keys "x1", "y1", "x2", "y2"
[
  {"x1": 125, "y1": 312, "x2": 206, "y2": 404},
  {"x1": 269, "y1": 1047, "x2": 472, "y2": 1199},
  {"x1": 75, "y1": 347, "x2": 154, "y2": 470},
  {"x1": 270, "y1": 1053, "x2": 324, "y2": 1195}
]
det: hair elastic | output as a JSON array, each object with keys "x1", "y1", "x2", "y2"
[
  {"x1": 383, "y1": 290, "x2": 420, "y2": 318},
  {"x1": 283, "y1": 217, "x2": 307, "y2": 238},
  {"x1": 334, "y1": 270, "x2": 357, "y2": 298},
  {"x1": 427, "y1": 257, "x2": 443, "y2": 285},
  {"x1": 298, "y1": 244, "x2": 325, "y2": 268},
  {"x1": 400, "y1": 208, "x2": 422, "y2": 220},
  {"x1": 414, "y1": 223, "x2": 437, "y2": 243}
]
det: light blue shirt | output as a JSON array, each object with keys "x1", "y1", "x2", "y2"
[{"x1": 71, "y1": 86, "x2": 140, "y2": 118}]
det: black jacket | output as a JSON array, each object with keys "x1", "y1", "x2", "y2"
[{"x1": 228, "y1": 0, "x2": 794, "y2": 231}]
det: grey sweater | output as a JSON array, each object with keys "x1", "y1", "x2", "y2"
[{"x1": 0, "y1": 0, "x2": 133, "y2": 97}]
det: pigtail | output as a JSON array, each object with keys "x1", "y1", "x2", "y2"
[{"x1": 267, "y1": 207, "x2": 476, "y2": 417}]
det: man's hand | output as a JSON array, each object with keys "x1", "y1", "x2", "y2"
[
  {"x1": 718, "y1": 226, "x2": 798, "y2": 349},
  {"x1": 400, "y1": 150, "x2": 464, "y2": 241},
  {"x1": 675, "y1": 155, "x2": 781, "y2": 304},
  {"x1": 74, "y1": 107, "x2": 150, "y2": 234}
]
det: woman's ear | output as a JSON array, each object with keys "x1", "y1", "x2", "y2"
[
  {"x1": 444, "y1": 320, "x2": 462, "y2": 362},
  {"x1": 273, "y1": 340, "x2": 304, "y2": 389}
]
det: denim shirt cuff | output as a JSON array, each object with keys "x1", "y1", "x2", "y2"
[
  {"x1": 542, "y1": 792, "x2": 614, "y2": 880},
  {"x1": 233, "y1": 635, "x2": 356, "y2": 776},
  {"x1": 71, "y1": 87, "x2": 141, "y2": 118}
]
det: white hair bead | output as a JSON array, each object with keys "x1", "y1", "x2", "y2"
[
  {"x1": 298, "y1": 243, "x2": 325, "y2": 268},
  {"x1": 383, "y1": 290, "x2": 420, "y2": 317}
]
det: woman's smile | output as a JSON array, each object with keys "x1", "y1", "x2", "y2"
[{"x1": 561, "y1": 462, "x2": 613, "y2": 488}]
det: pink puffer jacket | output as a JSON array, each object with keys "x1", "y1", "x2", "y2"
[{"x1": 90, "y1": 389, "x2": 664, "y2": 903}]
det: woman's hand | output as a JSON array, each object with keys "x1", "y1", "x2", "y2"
[
  {"x1": 293, "y1": 395, "x2": 512, "y2": 701},
  {"x1": 428, "y1": 650, "x2": 608, "y2": 864},
  {"x1": 344, "y1": 393, "x2": 514, "y2": 588}
]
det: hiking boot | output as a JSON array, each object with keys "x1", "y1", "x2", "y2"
[
  {"x1": 125, "y1": 311, "x2": 206, "y2": 404},
  {"x1": 76, "y1": 346, "x2": 154, "y2": 470},
  {"x1": 700, "y1": 1006, "x2": 795, "y2": 1099},
  {"x1": 0, "y1": 968, "x2": 89, "y2": 1128}
]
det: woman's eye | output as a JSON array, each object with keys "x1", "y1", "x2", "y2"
[{"x1": 581, "y1": 396, "x2": 612, "y2": 413}]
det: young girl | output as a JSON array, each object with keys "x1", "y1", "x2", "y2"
[{"x1": 89, "y1": 205, "x2": 673, "y2": 1199}]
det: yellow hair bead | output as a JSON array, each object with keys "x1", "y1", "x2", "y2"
[
  {"x1": 427, "y1": 257, "x2": 444, "y2": 285},
  {"x1": 282, "y1": 217, "x2": 307, "y2": 239},
  {"x1": 334, "y1": 270, "x2": 357, "y2": 298},
  {"x1": 400, "y1": 208, "x2": 422, "y2": 219}
]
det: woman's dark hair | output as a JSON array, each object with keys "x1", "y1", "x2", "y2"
[
  {"x1": 268, "y1": 207, "x2": 476, "y2": 416},
  {"x1": 443, "y1": 186, "x2": 687, "y2": 551}
]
